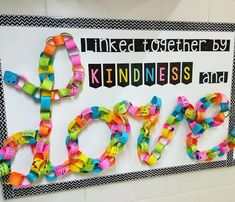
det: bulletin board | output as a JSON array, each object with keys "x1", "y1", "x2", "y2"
[{"x1": 0, "y1": 15, "x2": 234, "y2": 199}]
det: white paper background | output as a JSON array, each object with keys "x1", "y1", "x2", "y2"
[{"x1": 0, "y1": 27, "x2": 233, "y2": 185}]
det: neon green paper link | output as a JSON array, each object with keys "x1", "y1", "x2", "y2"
[
  {"x1": 58, "y1": 88, "x2": 71, "y2": 97},
  {"x1": 22, "y1": 82, "x2": 37, "y2": 95},
  {"x1": 39, "y1": 56, "x2": 50, "y2": 67},
  {"x1": 0, "y1": 162, "x2": 10, "y2": 177},
  {"x1": 40, "y1": 111, "x2": 51, "y2": 120},
  {"x1": 40, "y1": 79, "x2": 53, "y2": 91},
  {"x1": 154, "y1": 142, "x2": 165, "y2": 154}
]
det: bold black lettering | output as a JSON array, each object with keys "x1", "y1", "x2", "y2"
[
  {"x1": 131, "y1": 63, "x2": 143, "y2": 87},
  {"x1": 157, "y1": 63, "x2": 168, "y2": 85},
  {"x1": 89, "y1": 64, "x2": 102, "y2": 88},
  {"x1": 117, "y1": 64, "x2": 129, "y2": 87},
  {"x1": 103, "y1": 64, "x2": 116, "y2": 88},
  {"x1": 81, "y1": 38, "x2": 86, "y2": 52},
  {"x1": 182, "y1": 62, "x2": 193, "y2": 84},
  {"x1": 144, "y1": 63, "x2": 155, "y2": 86},
  {"x1": 170, "y1": 62, "x2": 181, "y2": 85}
]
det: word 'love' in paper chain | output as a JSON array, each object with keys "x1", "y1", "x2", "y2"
[{"x1": 0, "y1": 33, "x2": 234, "y2": 187}]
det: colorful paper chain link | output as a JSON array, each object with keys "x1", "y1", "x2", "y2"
[
  {"x1": 65, "y1": 97, "x2": 161, "y2": 174},
  {"x1": 1, "y1": 33, "x2": 84, "y2": 186},
  {"x1": 150, "y1": 93, "x2": 235, "y2": 163},
  {"x1": 185, "y1": 93, "x2": 234, "y2": 161},
  {"x1": 0, "y1": 33, "x2": 234, "y2": 187}
]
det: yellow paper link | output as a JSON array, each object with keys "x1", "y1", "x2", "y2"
[
  {"x1": 167, "y1": 131, "x2": 173, "y2": 140},
  {"x1": 68, "y1": 120, "x2": 77, "y2": 130},
  {"x1": 38, "y1": 66, "x2": 49, "y2": 74},
  {"x1": 31, "y1": 158, "x2": 45, "y2": 174},
  {"x1": 48, "y1": 65, "x2": 54, "y2": 74},
  {"x1": 185, "y1": 108, "x2": 196, "y2": 120},
  {"x1": 78, "y1": 154, "x2": 88, "y2": 164},
  {"x1": 138, "y1": 106, "x2": 150, "y2": 117},
  {"x1": 162, "y1": 128, "x2": 169, "y2": 138},
  {"x1": 143, "y1": 120, "x2": 152, "y2": 129},
  {"x1": 22, "y1": 130, "x2": 37, "y2": 138},
  {"x1": 69, "y1": 164, "x2": 81, "y2": 173},
  {"x1": 143, "y1": 128, "x2": 150, "y2": 137},
  {"x1": 12, "y1": 132, "x2": 28, "y2": 144},
  {"x1": 40, "y1": 90, "x2": 51, "y2": 97},
  {"x1": 69, "y1": 158, "x2": 84, "y2": 173},
  {"x1": 145, "y1": 154, "x2": 157, "y2": 166},
  {"x1": 161, "y1": 128, "x2": 173, "y2": 140},
  {"x1": 107, "y1": 146, "x2": 119, "y2": 157},
  {"x1": 101, "y1": 111, "x2": 114, "y2": 123}
]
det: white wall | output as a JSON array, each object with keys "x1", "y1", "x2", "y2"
[{"x1": 0, "y1": 0, "x2": 235, "y2": 202}]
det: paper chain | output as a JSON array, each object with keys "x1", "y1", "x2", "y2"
[{"x1": 0, "y1": 33, "x2": 234, "y2": 187}]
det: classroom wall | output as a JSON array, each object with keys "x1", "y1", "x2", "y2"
[{"x1": 0, "y1": 0, "x2": 235, "y2": 202}]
